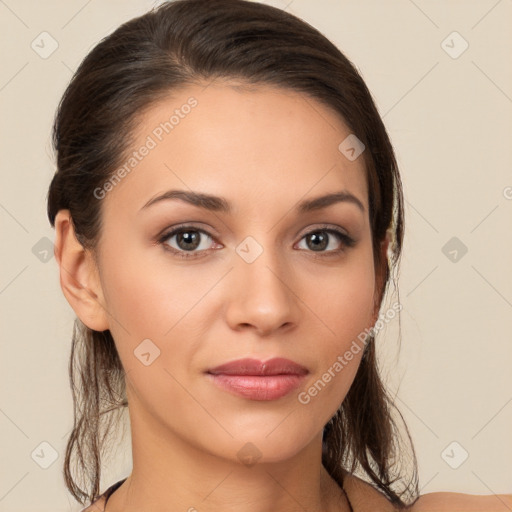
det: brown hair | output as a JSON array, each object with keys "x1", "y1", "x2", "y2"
[{"x1": 47, "y1": 0, "x2": 418, "y2": 506}]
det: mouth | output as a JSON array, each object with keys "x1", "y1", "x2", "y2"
[{"x1": 205, "y1": 357, "x2": 309, "y2": 401}]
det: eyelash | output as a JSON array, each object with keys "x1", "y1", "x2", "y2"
[{"x1": 157, "y1": 224, "x2": 356, "y2": 260}]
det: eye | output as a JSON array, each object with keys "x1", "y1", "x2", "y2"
[
  {"x1": 157, "y1": 224, "x2": 356, "y2": 260},
  {"x1": 158, "y1": 225, "x2": 221, "y2": 259},
  {"x1": 296, "y1": 226, "x2": 356, "y2": 255}
]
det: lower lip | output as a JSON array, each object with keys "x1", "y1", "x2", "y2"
[{"x1": 206, "y1": 373, "x2": 307, "y2": 401}]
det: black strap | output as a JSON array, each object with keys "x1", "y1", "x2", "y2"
[
  {"x1": 103, "y1": 478, "x2": 127, "y2": 506},
  {"x1": 342, "y1": 478, "x2": 355, "y2": 512}
]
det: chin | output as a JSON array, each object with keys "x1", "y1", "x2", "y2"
[{"x1": 226, "y1": 429, "x2": 319, "y2": 466}]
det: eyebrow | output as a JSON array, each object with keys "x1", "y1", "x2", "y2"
[{"x1": 141, "y1": 189, "x2": 365, "y2": 214}]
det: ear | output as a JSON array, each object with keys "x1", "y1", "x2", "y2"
[
  {"x1": 53, "y1": 210, "x2": 109, "y2": 332},
  {"x1": 371, "y1": 230, "x2": 391, "y2": 323}
]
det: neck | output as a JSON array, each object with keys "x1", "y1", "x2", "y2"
[{"x1": 106, "y1": 403, "x2": 349, "y2": 512}]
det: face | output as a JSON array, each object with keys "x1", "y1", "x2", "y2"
[{"x1": 93, "y1": 82, "x2": 379, "y2": 464}]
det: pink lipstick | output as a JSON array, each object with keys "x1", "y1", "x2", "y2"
[{"x1": 206, "y1": 357, "x2": 308, "y2": 401}]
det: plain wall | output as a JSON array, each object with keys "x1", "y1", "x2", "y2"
[{"x1": 0, "y1": 1, "x2": 511, "y2": 510}]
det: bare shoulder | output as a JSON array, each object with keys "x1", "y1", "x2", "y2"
[
  {"x1": 341, "y1": 471, "x2": 397, "y2": 511},
  {"x1": 411, "y1": 491, "x2": 512, "y2": 512},
  {"x1": 341, "y1": 470, "x2": 512, "y2": 512},
  {"x1": 80, "y1": 495, "x2": 107, "y2": 512}
]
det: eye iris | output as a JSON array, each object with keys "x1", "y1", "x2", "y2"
[
  {"x1": 177, "y1": 231, "x2": 200, "y2": 251},
  {"x1": 307, "y1": 232, "x2": 328, "y2": 251}
]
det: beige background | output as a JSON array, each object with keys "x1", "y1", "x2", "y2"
[{"x1": 1, "y1": 0, "x2": 511, "y2": 510}]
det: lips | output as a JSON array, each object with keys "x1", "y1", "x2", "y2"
[
  {"x1": 206, "y1": 358, "x2": 309, "y2": 401},
  {"x1": 207, "y1": 357, "x2": 309, "y2": 376}
]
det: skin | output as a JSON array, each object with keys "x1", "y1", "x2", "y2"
[{"x1": 53, "y1": 82, "x2": 511, "y2": 511}]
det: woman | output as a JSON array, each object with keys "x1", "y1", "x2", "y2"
[{"x1": 47, "y1": 0, "x2": 511, "y2": 510}]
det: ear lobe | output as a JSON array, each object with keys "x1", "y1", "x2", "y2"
[{"x1": 53, "y1": 210, "x2": 109, "y2": 332}]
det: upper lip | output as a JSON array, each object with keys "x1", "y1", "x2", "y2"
[{"x1": 207, "y1": 357, "x2": 309, "y2": 376}]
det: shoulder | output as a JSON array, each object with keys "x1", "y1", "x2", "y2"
[
  {"x1": 80, "y1": 495, "x2": 106, "y2": 512},
  {"x1": 341, "y1": 471, "x2": 398, "y2": 511},
  {"x1": 342, "y1": 471, "x2": 512, "y2": 512},
  {"x1": 80, "y1": 478, "x2": 127, "y2": 512},
  {"x1": 411, "y1": 491, "x2": 512, "y2": 512}
]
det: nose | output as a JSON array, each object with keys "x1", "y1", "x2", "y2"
[{"x1": 225, "y1": 242, "x2": 300, "y2": 336}]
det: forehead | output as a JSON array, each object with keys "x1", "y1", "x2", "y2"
[{"x1": 103, "y1": 81, "x2": 368, "y2": 216}]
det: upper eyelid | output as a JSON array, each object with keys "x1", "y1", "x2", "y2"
[{"x1": 160, "y1": 223, "x2": 351, "y2": 237}]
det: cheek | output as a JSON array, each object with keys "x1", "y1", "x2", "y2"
[
  {"x1": 300, "y1": 252, "x2": 376, "y2": 400},
  {"x1": 99, "y1": 242, "x2": 204, "y2": 336},
  {"x1": 98, "y1": 240, "x2": 224, "y2": 384},
  {"x1": 306, "y1": 254, "x2": 376, "y2": 345}
]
